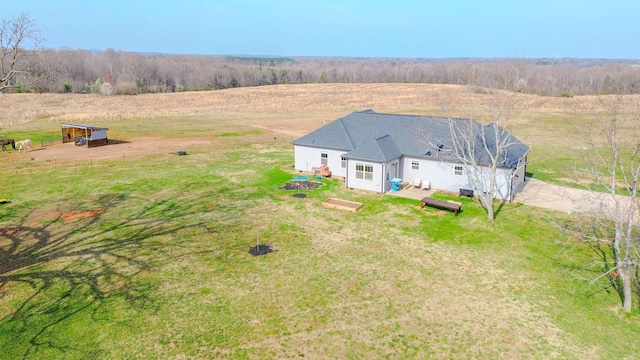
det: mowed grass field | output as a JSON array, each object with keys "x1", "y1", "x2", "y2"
[{"x1": 1, "y1": 84, "x2": 640, "y2": 359}]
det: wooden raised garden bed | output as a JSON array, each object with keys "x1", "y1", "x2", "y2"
[{"x1": 322, "y1": 198, "x2": 364, "y2": 212}]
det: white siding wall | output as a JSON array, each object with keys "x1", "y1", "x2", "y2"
[
  {"x1": 425, "y1": 160, "x2": 474, "y2": 194},
  {"x1": 400, "y1": 157, "x2": 518, "y2": 200},
  {"x1": 493, "y1": 168, "x2": 514, "y2": 200},
  {"x1": 294, "y1": 146, "x2": 347, "y2": 178},
  {"x1": 346, "y1": 160, "x2": 384, "y2": 193},
  {"x1": 511, "y1": 156, "x2": 527, "y2": 195},
  {"x1": 295, "y1": 147, "x2": 526, "y2": 199},
  {"x1": 382, "y1": 159, "x2": 402, "y2": 192},
  {"x1": 90, "y1": 130, "x2": 107, "y2": 140},
  {"x1": 399, "y1": 158, "x2": 472, "y2": 194},
  {"x1": 401, "y1": 157, "x2": 426, "y2": 187}
]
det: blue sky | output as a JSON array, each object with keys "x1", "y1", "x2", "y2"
[{"x1": 2, "y1": 0, "x2": 638, "y2": 59}]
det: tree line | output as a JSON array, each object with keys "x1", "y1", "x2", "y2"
[
  {"x1": 3, "y1": 46, "x2": 640, "y2": 96},
  {"x1": 10, "y1": 50, "x2": 640, "y2": 96}
]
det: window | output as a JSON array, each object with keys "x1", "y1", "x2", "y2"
[
  {"x1": 321, "y1": 151, "x2": 328, "y2": 166},
  {"x1": 356, "y1": 163, "x2": 374, "y2": 180},
  {"x1": 356, "y1": 164, "x2": 364, "y2": 179},
  {"x1": 341, "y1": 156, "x2": 346, "y2": 168},
  {"x1": 411, "y1": 160, "x2": 419, "y2": 170},
  {"x1": 454, "y1": 165, "x2": 463, "y2": 176}
]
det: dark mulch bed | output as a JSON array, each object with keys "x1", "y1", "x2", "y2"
[
  {"x1": 279, "y1": 181, "x2": 323, "y2": 190},
  {"x1": 249, "y1": 244, "x2": 274, "y2": 256}
]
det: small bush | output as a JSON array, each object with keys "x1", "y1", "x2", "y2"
[
  {"x1": 62, "y1": 81, "x2": 73, "y2": 93},
  {"x1": 14, "y1": 81, "x2": 29, "y2": 93},
  {"x1": 100, "y1": 82, "x2": 113, "y2": 95}
]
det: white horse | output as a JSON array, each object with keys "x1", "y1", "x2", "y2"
[{"x1": 16, "y1": 139, "x2": 32, "y2": 152}]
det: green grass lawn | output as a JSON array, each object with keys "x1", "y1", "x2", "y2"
[{"x1": 1, "y1": 128, "x2": 639, "y2": 359}]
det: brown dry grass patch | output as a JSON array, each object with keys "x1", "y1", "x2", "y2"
[
  {"x1": 3, "y1": 84, "x2": 639, "y2": 161},
  {"x1": 3, "y1": 83, "x2": 639, "y2": 128},
  {"x1": 59, "y1": 210, "x2": 103, "y2": 222}
]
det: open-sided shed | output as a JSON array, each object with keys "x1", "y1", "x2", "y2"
[{"x1": 61, "y1": 123, "x2": 109, "y2": 148}]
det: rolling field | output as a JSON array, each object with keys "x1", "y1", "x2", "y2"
[{"x1": 1, "y1": 84, "x2": 639, "y2": 359}]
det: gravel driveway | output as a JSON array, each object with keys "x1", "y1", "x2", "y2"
[
  {"x1": 514, "y1": 178, "x2": 637, "y2": 222},
  {"x1": 514, "y1": 178, "x2": 598, "y2": 214}
]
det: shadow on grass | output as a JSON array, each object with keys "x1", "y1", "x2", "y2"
[
  {"x1": 104, "y1": 139, "x2": 130, "y2": 145},
  {"x1": 0, "y1": 193, "x2": 220, "y2": 358},
  {"x1": 493, "y1": 200, "x2": 524, "y2": 218},
  {"x1": 556, "y1": 217, "x2": 626, "y2": 307}
]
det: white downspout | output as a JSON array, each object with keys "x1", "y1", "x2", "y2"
[
  {"x1": 381, "y1": 163, "x2": 386, "y2": 194},
  {"x1": 345, "y1": 159, "x2": 349, "y2": 189}
]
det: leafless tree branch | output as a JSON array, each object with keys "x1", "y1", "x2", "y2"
[
  {"x1": 563, "y1": 94, "x2": 640, "y2": 312},
  {"x1": 0, "y1": 13, "x2": 46, "y2": 92},
  {"x1": 436, "y1": 91, "x2": 529, "y2": 221}
]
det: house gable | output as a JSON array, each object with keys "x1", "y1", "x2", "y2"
[{"x1": 344, "y1": 134, "x2": 402, "y2": 162}]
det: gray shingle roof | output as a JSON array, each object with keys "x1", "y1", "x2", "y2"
[
  {"x1": 343, "y1": 134, "x2": 403, "y2": 162},
  {"x1": 292, "y1": 110, "x2": 529, "y2": 168}
]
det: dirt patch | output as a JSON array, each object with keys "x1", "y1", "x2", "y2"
[
  {"x1": 419, "y1": 208, "x2": 447, "y2": 216},
  {"x1": 2, "y1": 137, "x2": 208, "y2": 165},
  {"x1": 279, "y1": 181, "x2": 323, "y2": 190},
  {"x1": 60, "y1": 210, "x2": 103, "y2": 222},
  {"x1": 0, "y1": 228, "x2": 22, "y2": 236},
  {"x1": 249, "y1": 244, "x2": 274, "y2": 256}
]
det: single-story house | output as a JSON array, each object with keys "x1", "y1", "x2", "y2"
[
  {"x1": 292, "y1": 110, "x2": 529, "y2": 200},
  {"x1": 61, "y1": 123, "x2": 109, "y2": 148}
]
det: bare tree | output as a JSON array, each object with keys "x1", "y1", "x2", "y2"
[
  {"x1": 0, "y1": 13, "x2": 46, "y2": 92},
  {"x1": 564, "y1": 94, "x2": 640, "y2": 312},
  {"x1": 4, "y1": 38, "x2": 640, "y2": 95},
  {"x1": 438, "y1": 92, "x2": 529, "y2": 221}
]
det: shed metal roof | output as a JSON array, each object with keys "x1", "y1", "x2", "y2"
[{"x1": 60, "y1": 122, "x2": 109, "y2": 131}]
